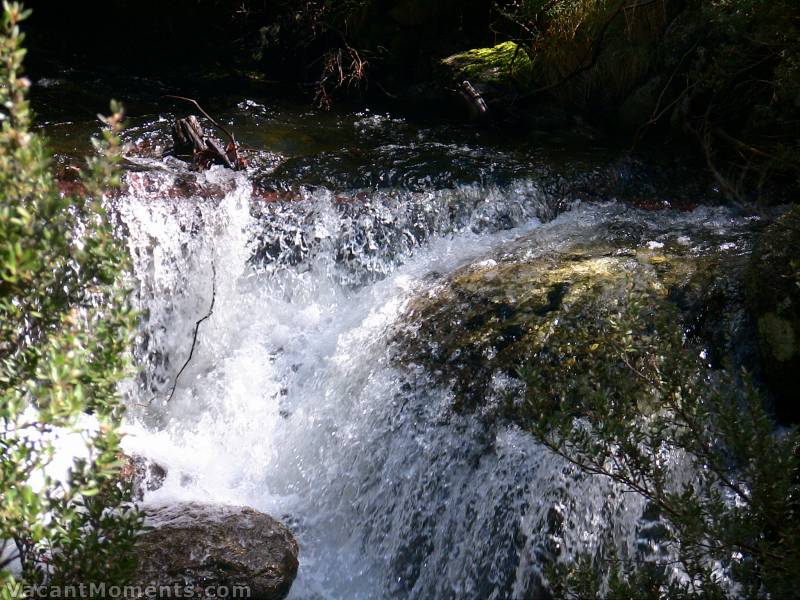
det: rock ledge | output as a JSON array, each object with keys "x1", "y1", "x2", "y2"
[{"x1": 132, "y1": 501, "x2": 299, "y2": 600}]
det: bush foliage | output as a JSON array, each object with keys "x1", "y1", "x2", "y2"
[
  {"x1": 0, "y1": 2, "x2": 140, "y2": 594},
  {"x1": 518, "y1": 283, "x2": 800, "y2": 598}
]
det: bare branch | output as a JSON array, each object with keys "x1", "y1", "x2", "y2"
[
  {"x1": 164, "y1": 95, "x2": 237, "y2": 147},
  {"x1": 166, "y1": 260, "x2": 216, "y2": 403}
]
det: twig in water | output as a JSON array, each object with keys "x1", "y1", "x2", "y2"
[
  {"x1": 167, "y1": 261, "x2": 217, "y2": 403},
  {"x1": 164, "y1": 95, "x2": 237, "y2": 146},
  {"x1": 165, "y1": 95, "x2": 246, "y2": 170}
]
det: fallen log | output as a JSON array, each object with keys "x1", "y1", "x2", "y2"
[{"x1": 171, "y1": 115, "x2": 235, "y2": 170}]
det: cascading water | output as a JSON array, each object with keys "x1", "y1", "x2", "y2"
[
  {"x1": 112, "y1": 158, "x2": 653, "y2": 599},
  {"x1": 59, "y1": 100, "x2": 751, "y2": 599}
]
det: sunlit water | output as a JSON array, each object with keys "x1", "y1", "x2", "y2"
[
  {"x1": 105, "y1": 147, "x2": 749, "y2": 599},
  {"x1": 27, "y1": 82, "x2": 749, "y2": 597}
]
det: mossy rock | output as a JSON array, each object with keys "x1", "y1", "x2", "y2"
[
  {"x1": 394, "y1": 207, "x2": 754, "y2": 419},
  {"x1": 746, "y1": 206, "x2": 800, "y2": 422},
  {"x1": 440, "y1": 41, "x2": 533, "y2": 88}
]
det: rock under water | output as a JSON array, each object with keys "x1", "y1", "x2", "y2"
[{"x1": 394, "y1": 204, "x2": 756, "y2": 418}]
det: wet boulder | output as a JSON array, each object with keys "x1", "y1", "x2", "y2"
[
  {"x1": 132, "y1": 502, "x2": 299, "y2": 600},
  {"x1": 394, "y1": 206, "x2": 755, "y2": 420},
  {"x1": 746, "y1": 206, "x2": 800, "y2": 422},
  {"x1": 118, "y1": 453, "x2": 167, "y2": 502}
]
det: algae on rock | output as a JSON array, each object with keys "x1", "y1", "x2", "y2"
[
  {"x1": 394, "y1": 205, "x2": 755, "y2": 420},
  {"x1": 440, "y1": 41, "x2": 534, "y2": 88}
]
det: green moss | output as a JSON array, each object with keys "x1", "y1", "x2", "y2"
[
  {"x1": 747, "y1": 206, "x2": 800, "y2": 419},
  {"x1": 395, "y1": 221, "x2": 747, "y2": 416},
  {"x1": 499, "y1": 0, "x2": 800, "y2": 196},
  {"x1": 440, "y1": 41, "x2": 533, "y2": 87}
]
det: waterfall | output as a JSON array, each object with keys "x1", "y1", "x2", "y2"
[{"x1": 115, "y1": 165, "x2": 686, "y2": 599}]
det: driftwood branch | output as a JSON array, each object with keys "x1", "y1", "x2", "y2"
[
  {"x1": 164, "y1": 95, "x2": 237, "y2": 146},
  {"x1": 167, "y1": 261, "x2": 217, "y2": 403},
  {"x1": 172, "y1": 115, "x2": 238, "y2": 170},
  {"x1": 457, "y1": 80, "x2": 489, "y2": 120},
  {"x1": 165, "y1": 96, "x2": 245, "y2": 170}
]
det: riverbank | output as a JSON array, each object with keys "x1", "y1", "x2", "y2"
[{"x1": 24, "y1": 1, "x2": 800, "y2": 205}]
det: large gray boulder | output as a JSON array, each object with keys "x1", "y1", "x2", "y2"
[{"x1": 132, "y1": 502, "x2": 299, "y2": 600}]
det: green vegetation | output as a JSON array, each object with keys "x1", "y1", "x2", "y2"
[
  {"x1": 0, "y1": 2, "x2": 140, "y2": 594},
  {"x1": 7, "y1": 1, "x2": 800, "y2": 597},
  {"x1": 519, "y1": 285, "x2": 800, "y2": 598},
  {"x1": 745, "y1": 206, "x2": 800, "y2": 423},
  {"x1": 254, "y1": 0, "x2": 375, "y2": 108},
  {"x1": 22, "y1": 1, "x2": 800, "y2": 202},
  {"x1": 254, "y1": 0, "x2": 799, "y2": 200}
]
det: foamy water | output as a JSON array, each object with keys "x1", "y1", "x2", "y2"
[{"x1": 116, "y1": 164, "x2": 749, "y2": 598}]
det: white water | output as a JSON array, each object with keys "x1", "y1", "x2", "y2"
[{"x1": 115, "y1": 166, "x2": 736, "y2": 599}]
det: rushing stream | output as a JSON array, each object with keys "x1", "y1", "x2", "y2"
[
  {"x1": 115, "y1": 170, "x2": 642, "y2": 599},
  {"x1": 33, "y1": 79, "x2": 752, "y2": 598}
]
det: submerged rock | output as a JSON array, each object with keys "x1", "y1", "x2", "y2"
[
  {"x1": 746, "y1": 206, "x2": 800, "y2": 422},
  {"x1": 394, "y1": 205, "x2": 755, "y2": 418},
  {"x1": 132, "y1": 502, "x2": 299, "y2": 600}
]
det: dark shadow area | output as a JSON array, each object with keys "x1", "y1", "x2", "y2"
[{"x1": 24, "y1": 1, "x2": 260, "y2": 76}]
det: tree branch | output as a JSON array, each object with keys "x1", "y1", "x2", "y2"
[{"x1": 166, "y1": 260, "x2": 216, "y2": 403}]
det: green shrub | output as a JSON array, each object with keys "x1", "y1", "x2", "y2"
[
  {"x1": 518, "y1": 285, "x2": 800, "y2": 598},
  {"x1": 0, "y1": 2, "x2": 141, "y2": 594}
]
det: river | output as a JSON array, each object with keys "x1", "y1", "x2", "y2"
[{"x1": 32, "y1": 77, "x2": 749, "y2": 599}]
